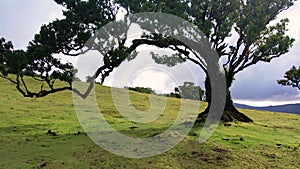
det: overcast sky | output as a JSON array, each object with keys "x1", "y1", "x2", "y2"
[{"x1": 1, "y1": 0, "x2": 300, "y2": 106}]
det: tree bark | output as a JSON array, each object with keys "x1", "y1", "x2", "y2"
[{"x1": 197, "y1": 77, "x2": 253, "y2": 123}]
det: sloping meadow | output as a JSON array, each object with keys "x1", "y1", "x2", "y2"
[{"x1": 0, "y1": 77, "x2": 299, "y2": 168}]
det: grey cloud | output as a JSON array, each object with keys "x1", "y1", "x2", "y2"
[
  {"x1": 0, "y1": 0, "x2": 63, "y2": 49},
  {"x1": 231, "y1": 35, "x2": 300, "y2": 102}
]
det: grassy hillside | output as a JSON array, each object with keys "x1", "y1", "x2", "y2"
[{"x1": 0, "y1": 77, "x2": 299, "y2": 168}]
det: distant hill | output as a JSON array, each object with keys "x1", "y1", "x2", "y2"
[{"x1": 234, "y1": 103, "x2": 300, "y2": 115}]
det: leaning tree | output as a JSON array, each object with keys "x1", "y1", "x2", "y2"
[{"x1": 0, "y1": 0, "x2": 120, "y2": 97}]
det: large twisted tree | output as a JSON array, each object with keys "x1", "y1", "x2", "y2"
[{"x1": 118, "y1": 0, "x2": 296, "y2": 122}]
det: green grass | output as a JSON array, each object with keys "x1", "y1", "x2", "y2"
[{"x1": 0, "y1": 77, "x2": 299, "y2": 168}]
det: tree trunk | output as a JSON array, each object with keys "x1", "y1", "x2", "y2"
[
  {"x1": 197, "y1": 77, "x2": 253, "y2": 123},
  {"x1": 221, "y1": 90, "x2": 253, "y2": 122}
]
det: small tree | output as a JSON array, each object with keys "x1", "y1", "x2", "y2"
[
  {"x1": 178, "y1": 82, "x2": 204, "y2": 101},
  {"x1": 278, "y1": 66, "x2": 300, "y2": 90}
]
